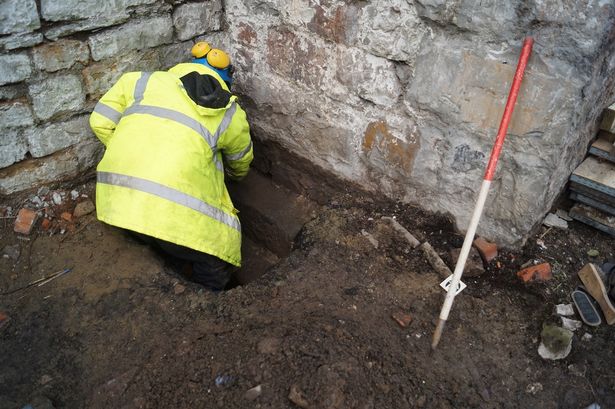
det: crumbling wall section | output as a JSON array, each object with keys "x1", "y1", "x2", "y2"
[
  {"x1": 226, "y1": 0, "x2": 615, "y2": 247},
  {"x1": 0, "y1": 0, "x2": 229, "y2": 195}
]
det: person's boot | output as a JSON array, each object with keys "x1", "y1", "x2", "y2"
[{"x1": 578, "y1": 263, "x2": 615, "y2": 325}]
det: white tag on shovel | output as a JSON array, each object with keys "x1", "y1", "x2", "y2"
[{"x1": 440, "y1": 275, "x2": 467, "y2": 295}]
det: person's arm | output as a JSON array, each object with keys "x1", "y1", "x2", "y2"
[
  {"x1": 89, "y1": 73, "x2": 137, "y2": 146},
  {"x1": 218, "y1": 103, "x2": 253, "y2": 180}
]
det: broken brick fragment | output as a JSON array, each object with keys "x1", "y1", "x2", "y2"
[
  {"x1": 473, "y1": 237, "x2": 498, "y2": 263},
  {"x1": 41, "y1": 218, "x2": 51, "y2": 231},
  {"x1": 61, "y1": 212, "x2": 73, "y2": 222},
  {"x1": 391, "y1": 311, "x2": 413, "y2": 327},
  {"x1": 517, "y1": 262, "x2": 552, "y2": 283},
  {"x1": 0, "y1": 311, "x2": 9, "y2": 331},
  {"x1": 14, "y1": 208, "x2": 38, "y2": 235}
]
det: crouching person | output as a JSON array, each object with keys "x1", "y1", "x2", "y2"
[{"x1": 89, "y1": 43, "x2": 253, "y2": 291}]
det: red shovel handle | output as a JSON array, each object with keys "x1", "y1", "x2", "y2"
[{"x1": 484, "y1": 37, "x2": 534, "y2": 181}]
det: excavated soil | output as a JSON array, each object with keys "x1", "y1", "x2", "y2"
[{"x1": 1, "y1": 181, "x2": 614, "y2": 409}]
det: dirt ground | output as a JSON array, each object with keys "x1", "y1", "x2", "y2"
[{"x1": 1, "y1": 180, "x2": 614, "y2": 409}]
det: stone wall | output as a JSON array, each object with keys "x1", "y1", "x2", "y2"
[
  {"x1": 2, "y1": 0, "x2": 615, "y2": 247},
  {"x1": 0, "y1": 0, "x2": 227, "y2": 195},
  {"x1": 225, "y1": 0, "x2": 615, "y2": 247}
]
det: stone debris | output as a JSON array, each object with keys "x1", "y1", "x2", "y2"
[
  {"x1": 555, "y1": 304, "x2": 575, "y2": 316},
  {"x1": 449, "y1": 247, "x2": 485, "y2": 277},
  {"x1": 2, "y1": 244, "x2": 21, "y2": 260},
  {"x1": 245, "y1": 384, "x2": 262, "y2": 401},
  {"x1": 556, "y1": 209, "x2": 573, "y2": 222},
  {"x1": 517, "y1": 262, "x2": 552, "y2": 283},
  {"x1": 14, "y1": 208, "x2": 38, "y2": 235},
  {"x1": 543, "y1": 213, "x2": 568, "y2": 229},
  {"x1": 419, "y1": 242, "x2": 452, "y2": 279},
  {"x1": 560, "y1": 316, "x2": 582, "y2": 332},
  {"x1": 381, "y1": 216, "x2": 420, "y2": 248},
  {"x1": 288, "y1": 384, "x2": 309, "y2": 408},
  {"x1": 73, "y1": 199, "x2": 96, "y2": 218},
  {"x1": 391, "y1": 310, "x2": 412, "y2": 327},
  {"x1": 173, "y1": 284, "x2": 186, "y2": 295},
  {"x1": 360, "y1": 229, "x2": 379, "y2": 249},
  {"x1": 587, "y1": 249, "x2": 599, "y2": 258},
  {"x1": 525, "y1": 382, "x2": 543, "y2": 395},
  {"x1": 472, "y1": 237, "x2": 498, "y2": 263},
  {"x1": 70, "y1": 190, "x2": 79, "y2": 200},
  {"x1": 538, "y1": 324, "x2": 573, "y2": 360},
  {"x1": 52, "y1": 192, "x2": 62, "y2": 205},
  {"x1": 581, "y1": 333, "x2": 593, "y2": 342}
]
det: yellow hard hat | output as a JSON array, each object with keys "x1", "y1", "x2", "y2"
[
  {"x1": 191, "y1": 42, "x2": 212, "y2": 59},
  {"x1": 206, "y1": 49, "x2": 231, "y2": 69}
]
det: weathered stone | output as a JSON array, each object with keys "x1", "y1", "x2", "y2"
[
  {"x1": 0, "y1": 0, "x2": 40, "y2": 35},
  {"x1": 0, "y1": 128, "x2": 28, "y2": 168},
  {"x1": 173, "y1": 0, "x2": 223, "y2": 41},
  {"x1": 0, "y1": 53, "x2": 32, "y2": 86},
  {"x1": 82, "y1": 50, "x2": 160, "y2": 99},
  {"x1": 26, "y1": 115, "x2": 93, "y2": 158},
  {"x1": 0, "y1": 102, "x2": 34, "y2": 128},
  {"x1": 29, "y1": 74, "x2": 85, "y2": 121},
  {"x1": 32, "y1": 40, "x2": 90, "y2": 72},
  {"x1": 44, "y1": 15, "x2": 128, "y2": 40},
  {"x1": 0, "y1": 83, "x2": 27, "y2": 101},
  {"x1": 336, "y1": 48, "x2": 401, "y2": 107},
  {"x1": 88, "y1": 16, "x2": 174, "y2": 61},
  {"x1": 0, "y1": 140, "x2": 102, "y2": 195},
  {"x1": 158, "y1": 42, "x2": 192, "y2": 70},
  {"x1": 0, "y1": 32, "x2": 43, "y2": 51}
]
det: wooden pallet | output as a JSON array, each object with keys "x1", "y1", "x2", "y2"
[
  {"x1": 570, "y1": 191, "x2": 615, "y2": 216},
  {"x1": 570, "y1": 156, "x2": 615, "y2": 198}
]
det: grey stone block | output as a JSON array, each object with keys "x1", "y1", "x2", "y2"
[
  {"x1": 0, "y1": 140, "x2": 103, "y2": 195},
  {"x1": 41, "y1": 0, "x2": 125, "y2": 22},
  {"x1": 0, "y1": 84, "x2": 27, "y2": 101},
  {"x1": 0, "y1": 32, "x2": 44, "y2": 51},
  {"x1": 0, "y1": 128, "x2": 28, "y2": 168},
  {"x1": 29, "y1": 74, "x2": 85, "y2": 121},
  {"x1": 0, "y1": 53, "x2": 32, "y2": 86},
  {"x1": 0, "y1": 0, "x2": 40, "y2": 35},
  {"x1": 88, "y1": 15, "x2": 174, "y2": 61},
  {"x1": 173, "y1": 0, "x2": 223, "y2": 41},
  {"x1": 27, "y1": 115, "x2": 93, "y2": 158},
  {"x1": 0, "y1": 102, "x2": 34, "y2": 128},
  {"x1": 32, "y1": 39, "x2": 90, "y2": 72},
  {"x1": 82, "y1": 49, "x2": 160, "y2": 99},
  {"x1": 44, "y1": 15, "x2": 129, "y2": 40}
]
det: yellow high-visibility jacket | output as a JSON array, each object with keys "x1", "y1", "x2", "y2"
[{"x1": 89, "y1": 63, "x2": 253, "y2": 266}]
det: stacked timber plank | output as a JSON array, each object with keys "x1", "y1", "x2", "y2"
[{"x1": 568, "y1": 104, "x2": 615, "y2": 236}]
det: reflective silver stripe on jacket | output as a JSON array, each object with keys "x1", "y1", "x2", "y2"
[
  {"x1": 93, "y1": 102, "x2": 122, "y2": 124},
  {"x1": 225, "y1": 140, "x2": 253, "y2": 161},
  {"x1": 213, "y1": 102, "x2": 237, "y2": 144},
  {"x1": 97, "y1": 171, "x2": 241, "y2": 232},
  {"x1": 134, "y1": 72, "x2": 151, "y2": 103}
]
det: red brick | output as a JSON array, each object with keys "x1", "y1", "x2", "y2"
[
  {"x1": 14, "y1": 208, "x2": 38, "y2": 235},
  {"x1": 61, "y1": 212, "x2": 73, "y2": 222},
  {"x1": 391, "y1": 311, "x2": 412, "y2": 327},
  {"x1": 41, "y1": 218, "x2": 51, "y2": 230},
  {"x1": 517, "y1": 262, "x2": 552, "y2": 282},
  {"x1": 473, "y1": 237, "x2": 498, "y2": 263},
  {"x1": 0, "y1": 311, "x2": 9, "y2": 331}
]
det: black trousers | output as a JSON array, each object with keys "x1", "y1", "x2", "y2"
[{"x1": 130, "y1": 231, "x2": 233, "y2": 291}]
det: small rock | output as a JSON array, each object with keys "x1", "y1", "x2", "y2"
[
  {"x1": 538, "y1": 324, "x2": 573, "y2": 360},
  {"x1": 70, "y1": 190, "x2": 79, "y2": 200},
  {"x1": 450, "y1": 247, "x2": 485, "y2": 276},
  {"x1": 561, "y1": 316, "x2": 582, "y2": 331},
  {"x1": 555, "y1": 303, "x2": 575, "y2": 316},
  {"x1": 61, "y1": 212, "x2": 73, "y2": 222},
  {"x1": 73, "y1": 200, "x2": 95, "y2": 218},
  {"x1": 52, "y1": 192, "x2": 62, "y2": 205},
  {"x1": 14, "y1": 208, "x2": 38, "y2": 235},
  {"x1": 556, "y1": 209, "x2": 573, "y2": 222},
  {"x1": 245, "y1": 384, "x2": 262, "y2": 401},
  {"x1": 581, "y1": 333, "x2": 593, "y2": 342},
  {"x1": 37, "y1": 186, "x2": 50, "y2": 196},
  {"x1": 360, "y1": 229, "x2": 379, "y2": 249},
  {"x1": 391, "y1": 310, "x2": 413, "y2": 327},
  {"x1": 526, "y1": 382, "x2": 543, "y2": 395},
  {"x1": 288, "y1": 384, "x2": 309, "y2": 408},
  {"x1": 31, "y1": 196, "x2": 43, "y2": 207},
  {"x1": 517, "y1": 262, "x2": 552, "y2": 283},
  {"x1": 472, "y1": 237, "x2": 498, "y2": 263},
  {"x1": 257, "y1": 337, "x2": 281, "y2": 354},
  {"x1": 173, "y1": 284, "x2": 186, "y2": 295},
  {"x1": 567, "y1": 364, "x2": 586, "y2": 377},
  {"x1": 2, "y1": 244, "x2": 21, "y2": 260},
  {"x1": 41, "y1": 219, "x2": 51, "y2": 231},
  {"x1": 587, "y1": 249, "x2": 599, "y2": 258},
  {"x1": 40, "y1": 374, "x2": 53, "y2": 385},
  {"x1": 584, "y1": 403, "x2": 602, "y2": 409},
  {"x1": 543, "y1": 213, "x2": 568, "y2": 229},
  {"x1": 214, "y1": 374, "x2": 235, "y2": 388}
]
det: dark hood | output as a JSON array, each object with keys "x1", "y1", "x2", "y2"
[{"x1": 179, "y1": 71, "x2": 231, "y2": 109}]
